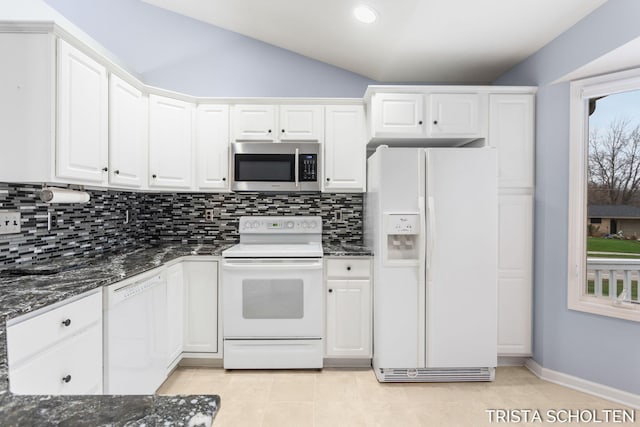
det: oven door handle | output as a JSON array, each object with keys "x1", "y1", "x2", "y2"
[{"x1": 222, "y1": 260, "x2": 323, "y2": 270}]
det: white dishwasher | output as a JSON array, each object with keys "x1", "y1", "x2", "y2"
[{"x1": 104, "y1": 269, "x2": 167, "y2": 395}]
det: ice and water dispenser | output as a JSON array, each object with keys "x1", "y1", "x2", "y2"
[{"x1": 383, "y1": 213, "x2": 420, "y2": 265}]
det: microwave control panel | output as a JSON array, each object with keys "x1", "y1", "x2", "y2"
[{"x1": 299, "y1": 154, "x2": 318, "y2": 182}]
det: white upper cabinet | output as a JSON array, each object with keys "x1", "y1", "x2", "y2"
[
  {"x1": 232, "y1": 105, "x2": 276, "y2": 141},
  {"x1": 279, "y1": 105, "x2": 323, "y2": 141},
  {"x1": 371, "y1": 93, "x2": 425, "y2": 137},
  {"x1": 196, "y1": 104, "x2": 230, "y2": 190},
  {"x1": 148, "y1": 94, "x2": 194, "y2": 189},
  {"x1": 369, "y1": 91, "x2": 487, "y2": 141},
  {"x1": 489, "y1": 94, "x2": 535, "y2": 188},
  {"x1": 429, "y1": 93, "x2": 481, "y2": 137},
  {"x1": 324, "y1": 105, "x2": 366, "y2": 192},
  {"x1": 56, "y1": 39, "x2": 108, "y2": 184},
  {"x1": 232, "y1": 104, "x2": 323, "y2": 142},
  {"x1": 109, "y1": 74, "x2": 146, "y2": 188}
]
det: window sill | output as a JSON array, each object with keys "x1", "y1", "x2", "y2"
[{"x1": 569, "y1": 295, "x2": 640, "y2": 322}]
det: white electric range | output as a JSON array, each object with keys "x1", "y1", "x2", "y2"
[{"x1": 221, "y1": 216, "x2": 324, "y2": 369}]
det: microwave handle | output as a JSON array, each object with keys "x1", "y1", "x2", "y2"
[{"x1": 295, "y1": 148, "x2": 300, "y2": 187}]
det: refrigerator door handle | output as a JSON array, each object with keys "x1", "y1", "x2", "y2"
[
  {"x1": 427, "y1": 196, "x2": 436, "y2": 274},
  {"x1": 417, "y1": 195, "x2": 427, "y2": 368}
]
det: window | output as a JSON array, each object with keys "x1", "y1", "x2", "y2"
[{"x1": 569, "y1": 69, "x2": 640, "y2": 322}]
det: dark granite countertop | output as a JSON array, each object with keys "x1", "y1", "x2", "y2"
[
  {"x1": 0, "y1": 241, "x2": 369, "y2": 425},
  {"x1": 323, "y1": 244, "x2": 372, "y2": 256},
  {"x1": 0, "y1": 243, "x2": 230, "y2": 427}
]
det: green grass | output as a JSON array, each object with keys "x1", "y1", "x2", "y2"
[
  {"x1": 586, "y1": 279, "x2": 639, "y2": 300},
  {"x1": 587, "y1": 237, "x2": 640, "y2": 254}
]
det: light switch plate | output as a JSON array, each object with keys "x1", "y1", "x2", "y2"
[{"x1": 0, "y1": 211, "x2": 21, "y2": 235}]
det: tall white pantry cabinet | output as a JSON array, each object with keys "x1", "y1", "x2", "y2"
[{"x1": 489, "y1": 94, "x2": 534, "y2": 357}]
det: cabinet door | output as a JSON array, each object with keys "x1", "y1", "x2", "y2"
[
  {"x1": 183, "y1": 261, "x2": 219, "y2": 354},
  {"x1": 497, "y1": 193, "x2": 533, "y2": 356},
  {"x1": 489, "y1": 94, "x2": 535, "y2": 188},
  {"x1": 232, "y1": 105, "x2": 276, "y2": 141},
  {"x1": 326, "y1": 279, "x2": 371, "y2": 357},
  {"x1": 166, "y1": 263, "x2": 184, "y2": 369},
  {"x1": 429, "y1": 93, "x2": 480, "y2": 137},
  {"x1": 196, "y1": 104, "x2": 229, "y2": 190},
  {"x1": 279, "y1": 105, "x2": 323, "y2": 141},
  {"x1": 324, "y1": 105, "x2": 366, "y2": 192},
  {"x1": 371, "y1": 93, "x2": 425, "y2": 137},
  {"x1": 148, "y1": 95, "x2": 193, "y2": 189},
  {"x1": 10, "y1": 322, "x2": 102, "y2": 395},
  {"x1": 109, "y1": 74, "x2": 146, "y2": 188},
  {"x1": 56, "y1": 39, "x2": 108, "y2": 183}
]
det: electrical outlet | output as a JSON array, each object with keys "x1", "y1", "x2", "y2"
[
  {"x1": 0, "y1": 211, "x2": 21, "y2": 235},
  {"x1": 204, "y1": 209, "x2": 215, "y2": 222},
  {"x1": 47, "y1": 212, "x2": 60, "y2": 231}
]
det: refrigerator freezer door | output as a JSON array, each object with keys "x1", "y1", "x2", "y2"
[
  {"x1": 368, "y1": 147, "x2": 425, "y2": 370},
  {"x1": 424, "y1": 148, "x2": 497, "y2": 368}
]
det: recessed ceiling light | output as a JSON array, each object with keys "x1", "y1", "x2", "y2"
[{"x1": 353, "y1": 5, "x2": 378, "y2": 24}]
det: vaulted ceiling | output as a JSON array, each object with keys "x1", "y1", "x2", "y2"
[{"x1": 141, "y1": 0, "x2": 608, "y2": 83}]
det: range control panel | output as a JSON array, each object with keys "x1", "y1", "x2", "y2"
[{"x1": 239, "y1": 216, "x2": 322, "y2": 234}]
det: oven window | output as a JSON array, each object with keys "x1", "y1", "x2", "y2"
[
  {"x1": 242, "y1": 279, "x2": 304, "y2": 319},
  {"x1": 235, "y1": 154, "x2": 294, "y2": 182}
]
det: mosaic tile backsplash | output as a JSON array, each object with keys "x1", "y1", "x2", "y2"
[{"x1": 0, "y1": 183, "x2": 363, "y2": 266}]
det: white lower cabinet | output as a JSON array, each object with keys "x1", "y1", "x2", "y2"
[
  {"x1": 183, "y1": 259, "x2": 219, "y2": 355},
  {"x1": 7, "y1": 290, "x2": 103, "y2": 395},
  {"x1": 324, "y1": 258, "x2": 372, "y2": 358},
  {"x1": 10, "y1": 323, "x2": 102, "y2": 395},
  {"x1": 166, "y1": 263, "x2": 185, "y2": 371}
]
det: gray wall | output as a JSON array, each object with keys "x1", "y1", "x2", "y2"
[
  {"x1": 496, "y1": 0, "x2": 640, "y2": 394},
  {"x1": 42, "y1": 0, "x2": 374, "y2": 98}
]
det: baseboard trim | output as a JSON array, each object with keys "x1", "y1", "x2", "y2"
[
  {"x1": 179, "y1": 358, "x2": 224, "y2": 368},
  {"x1": 323, "y1": 358, "x2": 372, "y2": 368},
  {"x1": 498, "y1": 356, "x2": 528, "y2": 366},
  {"x1": 525, "y1": 359, "x2": 640, "y2": 409}
]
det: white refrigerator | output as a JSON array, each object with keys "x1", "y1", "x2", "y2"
[{"x1": 365, "y1": 146, "x2": 497, "y2": 382}]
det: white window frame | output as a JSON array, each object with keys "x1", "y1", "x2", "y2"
[{"x1": 568, "y1": 68, "x2": 640, "y2": 322}]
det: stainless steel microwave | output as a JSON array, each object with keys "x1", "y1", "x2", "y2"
[{"x1": 231, "y1": 142, "x2": 321, "y2": 192}]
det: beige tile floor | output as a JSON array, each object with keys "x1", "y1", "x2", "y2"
[{"x1": 157, "y1": 366, "x2": 637, "y2": 426}]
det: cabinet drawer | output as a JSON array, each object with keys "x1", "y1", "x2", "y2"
[
  {"x1": 326, "y1": 259, "x2": 370, "y2": 278},
  {"x1": 7, "y1": 291, "x2": 102, "y2": 365},
  {"x1": 10, "y1": 322, "x2": 102, "y2": 395}
]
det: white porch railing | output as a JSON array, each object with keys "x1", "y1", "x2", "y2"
[{"x1": 586, "y1": 258, "x2": 640, "y2": 303}]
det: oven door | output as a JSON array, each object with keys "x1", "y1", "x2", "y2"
[{"x1": 222, "y1": 258, "x2": 323, "y2": 338}]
